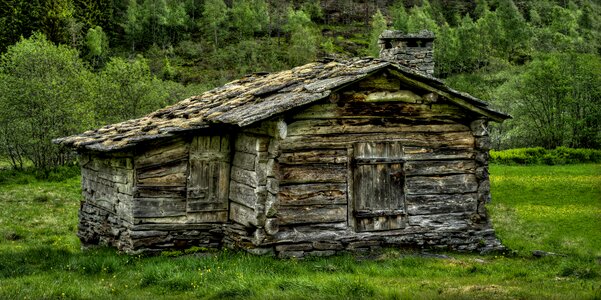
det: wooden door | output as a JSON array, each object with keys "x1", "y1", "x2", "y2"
[
  {"x1": 352, "y1": 142, "x2": 406, "y2": 232},
  {"x1": 187, "y1": 135, "x2": 230, "y2": 220}
]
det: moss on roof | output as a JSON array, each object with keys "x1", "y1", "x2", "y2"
[{"x1": 54, "y1": 58, "x2": 509, "y2": 152}]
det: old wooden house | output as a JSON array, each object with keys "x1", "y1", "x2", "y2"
[{"x1": 55, "y1": 30, "x2": 510, "y2": 257}]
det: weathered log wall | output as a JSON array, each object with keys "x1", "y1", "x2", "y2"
[
  {"x1": 224, "y1": 130, "x2": 282, "y2": 249},
  {"x1": 77, "y1": 70, "x2": 502, "y2": 256},
  {"x1": 79, "y1": 137, "x2": 229, "y2": 253},
  {"x1": 128, "y1": 137, "x2": 227, "y2": 252},
  {"x1": 78, "y1": 152, "x2": 135, "y2": 250},
  {"x1": 256, "y1": 73, "x2": 503, "y2": 257}
]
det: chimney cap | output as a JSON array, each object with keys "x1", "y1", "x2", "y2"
[{"x1": 379, "y1": 29, "x2": 435, "y2": 41}]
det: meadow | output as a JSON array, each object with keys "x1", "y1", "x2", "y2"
[{"x1": 0, "y1": 164, "x2": 599, "y2": 299}]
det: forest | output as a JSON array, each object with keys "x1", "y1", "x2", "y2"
[{"x1": 1, "y1": 0, "x2": 600, "y2": 169}]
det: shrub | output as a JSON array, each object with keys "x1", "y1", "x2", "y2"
[{"x1": 490, "y1": 147, "x2": 601, "y2": 165}]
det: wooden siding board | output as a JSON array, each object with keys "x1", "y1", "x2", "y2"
[
  {"x1": 277, "y1": 205, "x2": 347, "y2": 225},
  {"x1": 406, "y1": 174, "x2": 478, "y2": 195},
  {"x1": 280, "y1": 164, "x2": 347, "y2": 184},
  {"x1": 279, "y1": 183, "x2": 347, "y2": 206}
]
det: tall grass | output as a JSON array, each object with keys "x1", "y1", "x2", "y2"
[{"x1": 0, "y1": 164, "x2": 600, "y2": 299}]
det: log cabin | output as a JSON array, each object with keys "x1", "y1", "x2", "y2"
[{"x1": 55, "y1": 30, "x2": 510, "y2": 257}]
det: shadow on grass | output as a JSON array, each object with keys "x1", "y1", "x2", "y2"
[{"x1": 0, "y1": 245, "x2": 128, "y2": 279}]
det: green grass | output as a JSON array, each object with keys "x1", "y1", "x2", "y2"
[{"x1": 0, "y1": 164, "x2": 600, "y2": 299}]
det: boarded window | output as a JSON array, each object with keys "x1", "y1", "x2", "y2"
[
  {"x1": 352, "y1": 142, "x2": 406, "y2": 232},
  {"x1": 187, "y1": 136, "x2": 231, "y2": 220}
]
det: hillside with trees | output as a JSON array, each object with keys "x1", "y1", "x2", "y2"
[{"x1": 1, "y1": 0, "x2": 600, "y2": 169}]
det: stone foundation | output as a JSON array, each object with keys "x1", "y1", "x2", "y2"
[{"x1": 79, "y1": 200, "x2": 503, "y2": 257}]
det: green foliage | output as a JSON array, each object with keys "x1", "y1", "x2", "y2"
[
  {"x1": 494, "y1": 53, "x2": 601, "y2": 149},
  {"x1": 367, "y1": 10, "x2": 387, "y2": 57},
  {"x1": 84, "y1": 25, "x2": 109, "y2": 68},
  {"x1": 301, "y1": 0, "x2": 324, "y2": 22},
  {"x1": 0, "y1": 33, "x2": 94, "y2": 169},
  {"x1": 1, "y1": 0, "x2": 601, "y2": 169},
  {"x1": 123, "y1": 0, "x2": 190, "y2": 50},
  {"x1": 284, "y1": 9, "x2": 319, "y2": 66},
  {"x1": 231, "y1": 0, "x2": 270, "y2": 38},
  {"x1": 406, "y1": 0, "x2": 439, "y2": 33},
  {"x1": 490, "y1": 147, "x2": 601, "y2": 165},
  {"x1": 96, "y1": 56, "x2": 194, "y2": 125},
  {"x1": 85, "y1": 26, "x2": 108, "y2": 57},
  {"x1": 202, "y1": 0, "x2": 228, "y2": 50},
  {"x1": 391, "y1": 1, "x2": 409, "y2": 32}
]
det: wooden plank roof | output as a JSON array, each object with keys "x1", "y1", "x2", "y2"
[{"x1": 54, "y1": 58, "x2": 510, "y2": 152}]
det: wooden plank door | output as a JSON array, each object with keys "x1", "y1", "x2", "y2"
[
  {"x1": 352, "y1": 142, "x2": 406, "y2": 232},
  {"x1": 187, "y1": 135, "x2": 230, "y2": 221}
]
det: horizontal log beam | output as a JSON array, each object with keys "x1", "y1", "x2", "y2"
[
  {"x1": 279, "y1": 183, "x2": 347, "y2": 206},
  {"x1": 277, "y1": 205, "x2": 347, "y2": 225},
  {"x1": 280, "y1": 164, "x2": 347, "y2": 184}
]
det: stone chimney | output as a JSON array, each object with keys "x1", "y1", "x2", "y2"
[{"x1": 378, "y1": 29, "x2": 435, "y2": 76}]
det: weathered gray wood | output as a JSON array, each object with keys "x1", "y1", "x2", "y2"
[
  {"x1": 256, "y1": 158, "x2": 277, "y2": 185},
  {"x1": 245, "y1": 118, "x2": 287, "y2": 139},
  {"x1": 229, "y1": 202, "x2": 258, "y2": 226},
  {"x1": 137, "y1": 165, "x2": 188, "y2": 187},
  {"x1": 136, "y1": 211, "x2": 228, "y2": 224},
  {"x1": 265, "y1": 192, "x2": 278, "y2": 217},
  {"x1": 115, "y1": 182, "x2": 134, "y2": 195},
  {"x1": 266, "y1": 178, "x2": 278, "y2": 194},
  {"x1": 277, "y1": 205, "x2": 347, "y2": 224},
  {"x1": 475, "y1": 136, "x2": 492, "y2": 151},
  {"x1": 280, "y1": 164, "x2": 347, "y2": 184},
  {"x1": 136, "y1": 160, "x2": 187, "y2": 179},
  {"x1": 351, "y1": 141, "x2": 406, "y2": 232},
  {"x1": 230, "y1": 166, "x2": 258, "y2": 187},
  {"x1": 278, "y1": 150, "x2": 347, "y2": 164},
  {"x1": 134, "y1": 186, "x2": 186, "y2": 199},
  {"x1": 291, "y1": 102, "x2": 470, "y2": 120},
  {"x1": 232, "y1": 152, "x2": 256, "y2": 170},
  {"x1": 406, "y1": 174, "x2": 478, "y2": 194},
  {"x1": 402, "y1": 147, "x2": 474, "y2": 160},
  {"x1": 265, "y1": 218, "x2": 279, "y2": 235},
  {"x1": 133, "y1": 223, "x2": 217, "y2": 231},
  {"x1": 478, "y1": 179, "x2": 491, "y2": 203},
  {"x1": 229, "y1": 180, "x2": 258, "y2": 208},
  {"x1": 81, "y1": 167, "x2": 132, "y2": 185},
  {"x1": 279, "y1": 183, "x2": 347, "y2": 206},
  {"x1": 185, "y1": 211, "x2": 228, "y2": 223},
  {"x1": 235, "y1": 134, "x2": 269, "y2": 154},
  {"x1": 286, "y1": 119, "x2": 469, "y2": 136},
  {"x1": 356, "y1": 73, "x2": 401, "y2": 90},
  {"x1": 135, "y1": 139, "x2": 189, "y2": 167},
  {"x1": 364, "y1": 90, "x2": 422, "y2": 103},
  {"x1": 187, "y1": 202, "x2": 228, "y2": 212},
  {"x1": 188, "y1": 135, "x2": 230, "y2": 215},
  {"x1": 356, "y1": 214, "x2": 406, "y2": 231},
  {"x1": 470, "y1": 119, "x2": 489, "y2": 137},
  {"x1": 406, "y1": 193, "x2": 478, "y2": 215},
  {"x1": 280, "y1": 131, "x2": 474, "y2": 151},
  {"x1": 404, "y1": 160, "x2": 476, "y2": 176},
  {"x1": 187, "y1": 160, "x2": 229, "y2": 202},
  {"x1": 388, "y1": 69, "x2": 508, "y2": 122},
  {"x1": 353, "y1": 163, "x2": 404, "y2": 210},
  {"x1": 346, "y1": 145, "x2": 355, "y2": 229},
  {"x1": 407, "y1": 212, "x2": 473, "y2": 230},
  {"x1": 133, "y1": 198, "x2": 186, "y2": 218},
  {"x1": 83, "y1": 155, "x2": 133, "y2": 171}
]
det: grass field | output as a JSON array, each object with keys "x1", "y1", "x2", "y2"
[{"x1": 0, "y1": 164, "x2": 599, "y2": 299}]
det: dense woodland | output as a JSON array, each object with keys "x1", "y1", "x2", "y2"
[{"x1": 0, "y1": 0, "x2": 600, "y2": 169}]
